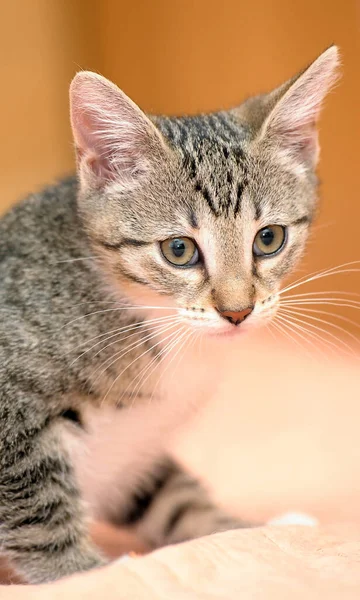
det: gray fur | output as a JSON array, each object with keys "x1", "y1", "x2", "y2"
[{"x1": 0, "y1": 47, "x2": 339, "y2": 582}]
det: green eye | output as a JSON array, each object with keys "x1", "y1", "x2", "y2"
[
  {"x1": 253, "y1": 225, "x2": 286, "y2": 257},
  {"x1": 160, "y1": 237, "x2": 199, "y2": 267}
]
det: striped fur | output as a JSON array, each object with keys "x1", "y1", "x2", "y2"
[
  {"x1": 154, "y1": 112, "x2": 250, "y2": 218},
  {"x1": 0, "y1": 47, "x2": 339, "y2": 582}
]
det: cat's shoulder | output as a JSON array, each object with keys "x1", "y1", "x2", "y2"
[
  {"x1": 0, "y1": 176, "x2": 87, "y2": 271},
  {"x1": 0, "y1": 176, "x2": 82, "y2": 246},
  {"x1": 1, "y1": 176, "x2": 78, "y2": 227}
]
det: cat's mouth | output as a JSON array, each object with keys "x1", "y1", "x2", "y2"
[
  {"x1": 201, "y1": 304, "x2": 278, "y2": 338},
  {"x1": 176, "y1": 299, "x2": 278, "y2": 338},
  {"x1": 208, "y1": 326, "x2": 246, "y2": 339}
]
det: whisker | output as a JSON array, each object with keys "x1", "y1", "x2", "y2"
[
  {"x1": 69, "y1": 300, "x2": 166, "y2": 308},
  {"x1": 279, "y1": 305, "x2": 360, "y2": 333},
  {"x1": 280, "y1": 269, "x2": 360, "y2": 296},
  {"x1": 276, "y1": 313, "x2": 343, "y2": 358},
  {"x1": 288, "y1": 260, "x2": 360, "y2": 286},
  {"x1": 279, "y1": 261, "x2": 360, "y2": 296},
  {"x1": 280, "y1": 322, "x2": 353, "y2": 363},
  {"x1": 270, "y1": 319, "x2": 303, "y2": 351},
  {"x1": 123, "y1": 326, "x2": 186, "y2": 403},
  {"x1": 265, "y1": 323, "x2": 279, "y2": 342},
  {"x1": 61, "y1": 305, "x2": 179, "y2": 330},
  {"x1": 101, "y1": 326, "x2": 182, "y2": 406},
  {"x1": 280, "y1": 309, "x2": 355, "y2": 359},
  {"x1": 90, "y1": 317, "x2": 181, "y2": 358},
  {"x1": 277, "y1": 309, "x2": 358, "y2": 356},
  {"x1": 91, "y1": 320, "x2": 181, "y2": 388},
  {"x1": 274, "y1": 315, "x2": 328, "y2": 359},
  {"x1": 147, "y1": 328, "x2": 192, "y2": 405},
  {"x1": 68, "y1": 314, "x2": 180, "y2": 363},
  {"x1": 281, "y1": 299, "x2": 360, "y2": 309},
  {"x1": 278, "y1": 306, "x2": 360, "y2": 345},
  {"x1": 128, "y1": 326, "x2": 189, "y2": 406},
  {"x1": 54, "y1": 256, "x2": 100, "y2": 263},
  {"x1": 281, "y1": 290, "x2": 360, "y2": 301},
  {"x1": 165, "y1": 330, "x2": 199, "y2": 412},
  {"x1": 92, "y1": 318, "x2": 182, "y2": 363}
]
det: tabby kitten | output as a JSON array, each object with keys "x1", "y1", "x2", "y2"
[{"x1": 0, "y1": 47, "x2": 339, "y2": 583}]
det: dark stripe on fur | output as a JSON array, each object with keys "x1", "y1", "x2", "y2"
[
  {"x1": 122, "y1": 238, "x2": 150, "y2": 247},
  {"x1": 100, "y1": 241, "x2": 122, "y2": 250},
  {"x1": 189, "y1": 210, "x2": 199, "y2": 229},
  {"x1": 202, "y1": 186, "x2": 220, "y2": 217},
  {"x1": 183, "y1": 155, "x2": 197, "y2": 180},
  {"x1": 233, "y1": 146, "x2": 246, "y2": 165},
  {"x1": 6, "y1": 533, "x2": 76, "y2": 555},
  {"x1": 0, "y1": 458, "x2": 73, "y2": 501},
  {"x1": 7, "y1": 498, "x2": 66, "y2": 529},
  {"x1": 100, "y1": 238, "x2": 150, "y2": 250},
  {"x1": 122, "y1": 477, "x2": 169, "y2": 525},
  {"x1": 292, "y1": 215, "x2": 311, "y2": 226},
  {"x1": 0, "y1": 414, "x2": 52, "y2": 464},
  {"x1": 254, "y1": 201, "x2": 263, "y2": 221},
  {"x1": 234, "y1": 182, "x2": 244, "y2": 216},
  {"x1": 163, "y1": 500, "x2": 196, "y2": 538},
  {"x1": 251, "y1": 259, "x2": 260, "y2": 279},
  {"x1": 117, "y1": 266, "x2": 150, "y2": 287},
  {"x1": 118, "y1": 463, "x2": 175, "y2": 526}
]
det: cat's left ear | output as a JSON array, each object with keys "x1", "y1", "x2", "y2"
[
  {"x1": 70, "y1": 71, "x2": 167, "y2": 191},
  {"x1": 258, "y1": 46, "x2": 340, "y2": 169}
]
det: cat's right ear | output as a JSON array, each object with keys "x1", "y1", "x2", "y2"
[{"x1": 70, "y1": 72, "x2": 166, "y2": 191}]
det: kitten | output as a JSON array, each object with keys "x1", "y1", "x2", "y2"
[{"x1": 0, "y1": 46, "x2": 339, "y2": 583}]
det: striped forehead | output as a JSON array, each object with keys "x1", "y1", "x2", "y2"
[
  {"x1": 155, "y1": 112, "x2": 248, "y2": 148},
  {"x1": 155, "y1": 113, "x2": 252, "y2": 219}
]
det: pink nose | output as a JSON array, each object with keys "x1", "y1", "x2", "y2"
[{"x1": 218, "y1": 307, "x2": 253, "y2": 326}]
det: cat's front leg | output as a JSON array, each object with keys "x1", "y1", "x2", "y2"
[
  {"x1": 0, "y1": 402, "x2": 105, "y2": 583},
  {"x1": 123, "y1": 460, "x2": 252, "y2": 547}
]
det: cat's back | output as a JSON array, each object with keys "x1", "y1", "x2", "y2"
[
  {"x1": 0, "y1": 177, "x2": 97, "y2": 342},
  {"x1": 0, "y1": 177, "x2": 81, "y2": 265}
]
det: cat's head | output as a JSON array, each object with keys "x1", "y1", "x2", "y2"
[{"x1": 70, "y1": 47, "x2": 339, "y2": 336}]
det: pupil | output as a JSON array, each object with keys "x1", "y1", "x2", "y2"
[
  {"x1": 171, "y1": 239, "x2": 186, "y2": 257},
  {"x1": 260, "y1": 228, "x2": 274, "y2": 246}
]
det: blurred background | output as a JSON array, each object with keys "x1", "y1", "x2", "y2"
[{"x1": 0, "y1": 0, "x2": 359, "y2": 542}]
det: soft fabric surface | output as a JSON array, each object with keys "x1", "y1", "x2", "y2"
[{"x1": 2, "y1": 524, "x2": 360, "y2": 598}]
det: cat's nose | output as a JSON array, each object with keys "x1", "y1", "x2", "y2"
[{"x1": 217, "y1": 306, "x2": 253, "y2": 326}]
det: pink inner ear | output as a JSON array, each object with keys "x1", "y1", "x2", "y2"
[
  {"x1": 275, "y1": 128, "x2": 320, "y2": 169},
  {"x1": 70, "y1": 73, "x2": 162, "y2": 188},
  {"x1": 277, "y1": 119, "x2": 318, "y2": 154},
  {"x1": 263, "y1": 47, "x2": 340, "y2": 166},
  {"x1": 269, "y1": 87, "x2": 321, "y2": 151},
  {"x1": 86, "y1": 153, "x2": 114, "y2": 180},
  {"x1": 72, "y1": 104, "x2": 121, "y2": 182},
  {"x1": 267, "y1": 107, "x2": 319, "y2": 166}
]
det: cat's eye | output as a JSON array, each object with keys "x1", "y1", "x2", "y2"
[
  {"x1": 160, "y1": 237, "x2": 199, "y2": 267},
  {"x1": 253, "y1": 225, "x2": 286, "y2": 257}
]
